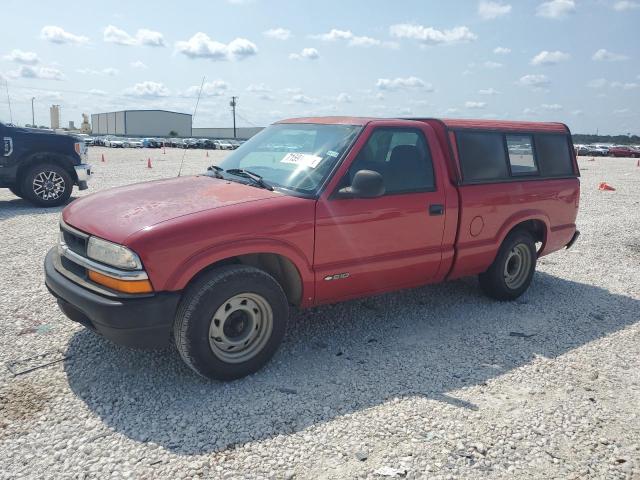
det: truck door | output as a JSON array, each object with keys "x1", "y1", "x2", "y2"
[{"x1": 314, "y1": 123, "x2": 448, "y2": 303}]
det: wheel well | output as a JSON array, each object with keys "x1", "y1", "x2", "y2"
[
  {"x1": 16, "y1": 153, "x2": 77, "y2": 185},
  {"x1": 188, "y1": 253, "x2": 303, "y2": 306},
  {"x1": 509, "y1": 219, "x2": 547, "y2": 252}
]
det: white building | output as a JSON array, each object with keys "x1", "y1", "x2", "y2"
[
  {"x1": 90, "y1": 110, "x2": 192, "y2": 137},
  {"x1": 50, "y1": 105, "x2": 60, "y2": 129}
]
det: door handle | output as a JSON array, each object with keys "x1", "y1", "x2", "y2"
[{"x1": 429, "y1": 204, "x2": 444, "y2": 216}]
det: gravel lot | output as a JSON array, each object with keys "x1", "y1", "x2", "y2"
[{"x1": 1, "y1": 147, "x2": 639, "y2": 479}]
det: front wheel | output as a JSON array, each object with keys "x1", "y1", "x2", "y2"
[
  {"x1": 479, "y1": 230, "x2": 537, "y2": 301},
  {"x1": 174, "y1": 265, "x2": 289, "y2": 380},
  {"x1": 21, "y1": 163, "x2": 73, "y2": 207}
]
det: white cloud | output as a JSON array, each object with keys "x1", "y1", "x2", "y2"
[
  {"x1": 247, "y1": 83, "x2": 271, "y2": 93},
  {"x1": 9, "y1": 65, "x2": 64, "y2": 80},
  {"x1": 104, "y1": 25, "x2": 136, "y2": 45},
  {"x1": 104, "y1": 26, "x2": 165, "y2": 47},
  {"x1": 263, "y1": 28, "x2": 291, "y2": 40},
  {"x1": 536, "y1": 0, "x2": 576, "y2": 18},
  {"x1": 465, "y1": 101, "x2": 487, "y2": 109},
  {"x1": 592, "y1": 49, "x2": 628, "y2": 61},
  {"x1": 478, "y1": 1, "x2": 512, "y2": 19},
  {"x1": 40, "y1": 26, "x2": 89, "y2": 45},
  {"x1": 541, "y1": 103, "x2": 563, "y2": 110},
  {"x1": 76, "y1": 67, "x2": 119, "y2": 76},
  {"x1": 289, "y1": 47, "x2": 319, "y2": 60},
  {"x1": 587, "y1": 78, "x2": 608, "y2": 88},
  {"x1": 610, "y1": 81, "x2": 639, "y2": 89},
  {"x1": 376, "y1": 76, "x2": 433, "y2": 91},
  {"x1": 531, "y1": 50, "x2": 570, "y2": 65},
  {"x1": 88, "y1": 89, "x2": 107, "y2": 96},
  {"x1": 130, "y1": 60, "x2": 147, "y2": 69},
  {"x1": 336, "y1": 93, "x2": 352, "y2": 103},
  {"x1": 312, "y1": 29, "x2": 381, "y2": 47},
  {"x1": 291, "y1": 94, "x2": 315, "y2": 104},
  {"x1": 4, "y1": 49, "x2": 40, "y2": 65},
  {"x1": 517, "y1": 74, "x2": 550, "y2": 88},
  {"x1": 389, "y1": 24, "x2": 477, "y2": 45},
  {"x1": 571, "y1": 109, "x2": 583, "y2": 115},
  {"x1": 493, "y1": 46, "x2": 511, "y2": 54},
  {"x1": 613, "y1": 1, "x2": 640, "y2": 10},
  {"x1": 479, "y1": 88, "x2": 501, "y2": 95},
  {"x1": 136, "y1": 29, "x2": 165, "y2": 47},
  {"x1": 183, "y1": 79, "x2": 229, "y2": 97},
  {"x1": 124, "y1": 81, "x2": 170, "y2": 97},
  {"x1": 175, "y1": 33, "x2": 257, "y2": 61},
  {"x1": 483, "y1": 61, "x2": 503, "y2": 68}
]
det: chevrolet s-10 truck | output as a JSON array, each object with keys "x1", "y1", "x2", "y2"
[{"x1": 44, "y1": 117, "x2": 580, "y2": 379}]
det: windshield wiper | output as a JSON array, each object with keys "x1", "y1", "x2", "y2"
[
  {"x1": 225, "y1": 168, "x2": 274, "y2": 191},
  {"x1": 206, "y1": 165, "x2": 225, "y2": 179}
]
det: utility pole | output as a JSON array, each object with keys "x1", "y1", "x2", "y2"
[
  {"x1": 31, "y1": 97, "x2": 35, "y2": 126},
  {"x1": 230, "y1": 96, "x2": 238, "y2": 139}
]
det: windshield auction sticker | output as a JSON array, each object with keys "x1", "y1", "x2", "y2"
[{"x1": 280, "y1": 152, "x2": 323, "y2": 168}]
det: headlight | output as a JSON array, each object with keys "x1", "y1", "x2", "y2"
[{"x1": 87, "y1": 236, "x2": 142, "y2": 270}]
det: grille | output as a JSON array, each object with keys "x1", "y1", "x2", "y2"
[{"x1": 61, "y1": 226, "x2": 87, "y2": 256}]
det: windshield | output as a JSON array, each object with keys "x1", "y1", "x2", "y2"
[{"x1": 218, "y1": 123, "x2": 361, "y2": 194}]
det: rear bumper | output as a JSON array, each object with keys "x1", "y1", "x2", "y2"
[
  {"x1": 74, "y1": 164, "x2": 91, "y2": 190},
  {"x1": 45, "y1": 248, "x2": 180, "y2": 349}
]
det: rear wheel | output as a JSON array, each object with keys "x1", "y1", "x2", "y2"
[
  {"x1": 21, "y1": 163, "x2": 73, "y2": 207},
  {"x1": 174, "y1": 265, "x2": 289, "y2": 380},
  {"x1": 479, "y1": 230, "x2": 537, "y2": 301}
]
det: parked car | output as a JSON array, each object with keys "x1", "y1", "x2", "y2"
[
  {"x1": 45, "y1": 117, "x2": 580, "y2": 380},
  {"x1": 123, "y1": 138, "x2": 143, "y2": 148},
  {"x1": 142, "y1": 138, "x2": 160, "y2": 148},
  {"x1": 104, "y1": 136, "x2": 125, "y2": 148},
  {"x1": 213, "y1": 139, "x2": 234, "y2": 150},
  {"x1": 608, "y1": 145, "x2": 640, "y2": 158},
  {"x1": 1, "y1": 121, "x2": 91, "y2": 206},
  {"x1": 591, "y1": 145, "x2": 610, "y2": 156}
]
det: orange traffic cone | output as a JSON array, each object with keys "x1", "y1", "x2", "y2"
[
  {"x1": 101, "y1": 153, "x2": 105, "y2": 162},
  {"x1": 206, "y1": 150, "x2": 209, "y2": 158},
  {"x1": 636, "y1": 159, "x2": 639, "y2": 167},
  {"x1": 598, "y1": 182, "x2": 615, "y2": 191},
  {"x1": 147, "y1": 158, "x2": 152, "y2": 169}
]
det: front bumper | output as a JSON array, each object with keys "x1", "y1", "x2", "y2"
[
  {"x1": 45, "y1": 248, "x2": 180, "y2": 349},
  {"x1": 74, "y1": 164, "x2": 92, "y2": 190}
]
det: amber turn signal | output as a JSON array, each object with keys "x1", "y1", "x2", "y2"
[{"x1": 88, "y1": 270, "x2": 153, "y2": 294}]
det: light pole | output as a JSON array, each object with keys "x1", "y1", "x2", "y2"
[
  {"x1": 31, "y1": 97, "x2": 35, "y2": 126},
  {"x1": 230, "y1": 96, "x2": 237, "y2": 139}
]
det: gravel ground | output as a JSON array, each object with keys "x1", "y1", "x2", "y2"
[{"x1": 0, "y1": 147, "x2": 639, "y2": 479}]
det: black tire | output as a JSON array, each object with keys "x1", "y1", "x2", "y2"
[
  {"x1": 9, "y1": 185, "x2": 23, "y2": 198},
  {"x1": 21, "y1": 163, "x2": 73, "y2": 207},
  {"x1": 174, "y1": 265, "x2": 289, "y2": 380},
  {"x1": 479, "y1": 230, "x2": 537, "y2": 301}
]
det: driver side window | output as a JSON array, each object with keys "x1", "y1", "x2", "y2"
[{"x1": 345, "y1": 128, "x2": 435, "y2": 194}]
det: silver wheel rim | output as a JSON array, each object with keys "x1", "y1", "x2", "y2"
[
  {"x1": 208, "y1": 293, "x2": 273, "y2": 364},
  {"x1": 503, "y1": 243, "x2": 532, "y2": 290},
  {"x1": 32, "y1": 171, "x2": 65, "y2": 201}
]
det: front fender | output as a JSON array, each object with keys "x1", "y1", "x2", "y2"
[{"x1": 163, "y1": 237, "x2": 316, "y2": 306}]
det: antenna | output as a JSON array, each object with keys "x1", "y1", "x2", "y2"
[
  {"x1": 177, "y1": 76, "x2": 205, "y2": 177},
  {"x1": 4, "y1": 78, "x2": 13, "y2": 123}
]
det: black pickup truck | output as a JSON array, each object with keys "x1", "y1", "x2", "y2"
[{"x1": 1, "y1": 122, "x2": 91, "y2": 207}]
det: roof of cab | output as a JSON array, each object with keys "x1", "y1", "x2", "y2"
[{"x1": 276, "y1": 116, "x2": 570, "y2": 133}]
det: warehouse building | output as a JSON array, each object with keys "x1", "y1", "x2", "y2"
[
  {"x1": 90, "y1": 110, "x2": 192, "y2": 137},
  {"x1": 192, "y1": 127, "x2": 264, "y2": 140}
]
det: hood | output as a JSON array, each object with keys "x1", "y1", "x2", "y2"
[{"x1": 63, "y1": 175, "x2": 282, "y2": 244}]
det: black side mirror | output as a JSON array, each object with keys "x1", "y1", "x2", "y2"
[{"x1": 337, "y1": 169, "x2": 385, "y2": 199}]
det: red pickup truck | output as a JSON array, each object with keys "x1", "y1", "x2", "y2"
[{"x1": 45, "y1": 117, "x2": 580, "y2": 380}]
